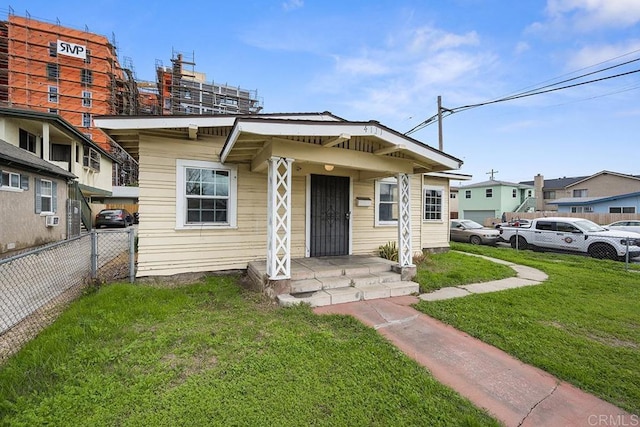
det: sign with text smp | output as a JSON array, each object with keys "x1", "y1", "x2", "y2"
[{"x1": 57, "y1": 39, "x2": 86, "y2": 59}]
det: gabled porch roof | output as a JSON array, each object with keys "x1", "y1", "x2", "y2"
[{"x1": 222, "y1": 117, "x2": 462, "y2": 175}]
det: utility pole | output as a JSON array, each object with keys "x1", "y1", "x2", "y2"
[
  {"x1": 486, "y1": 169, "x2": 499, "y2": 180},
  {"x1": 437, "y1": 95, "x2": 443, "y2": 151}
]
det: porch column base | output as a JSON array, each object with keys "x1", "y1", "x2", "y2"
[
  {"x1": 265, "y1": 278, "x2": 292, "y2": 298},
  {"x1": 392, "y1": 264, "x2": 417, "y2": 281}
]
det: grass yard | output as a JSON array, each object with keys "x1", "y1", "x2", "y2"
[
  {"x1": 414, "y1": 250, "x2": 516, "y2": 293},
  {"x1": 0, "y1": 277, "x2": 499, "y2": 426},
  {"x1": 415, "y1": 243, "x2": 640, "y2": 415}
]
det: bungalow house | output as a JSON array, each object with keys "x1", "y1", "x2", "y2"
[
  {"x1": 0, "y1": 107, "x2": 117, "y2": 229},
  {"x1": 457, "y1": 179, "x2": 535, "y2": 225},
  {"x1": 95, "y1": 112, "x2": 466, "y2": 302}
]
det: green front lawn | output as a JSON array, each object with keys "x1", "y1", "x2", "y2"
[
  {"x1": 415, "y1": 243, "x2": 640, "y2": 414},
  {"x1": 0, "y1": 277, "x2": 498, "y2": 426},
  {"x1": 414, "y1": 250, "x2": 516, "y2": 293}
]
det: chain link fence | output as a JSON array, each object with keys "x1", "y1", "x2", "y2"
[
  {"x1": 0, "y1": 228, "x2": 135, "y2": 363},
  {"x1": 506, "y1": 228, "x2": 639, "y2": 270}
]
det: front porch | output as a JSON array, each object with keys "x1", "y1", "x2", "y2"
[{"x1": 248, "y1": 255, "x2": 419, "y2": 307}]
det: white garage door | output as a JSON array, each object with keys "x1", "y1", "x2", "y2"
[{"x1": 462, "y1": 210, "x2": 495, "y2": 225}]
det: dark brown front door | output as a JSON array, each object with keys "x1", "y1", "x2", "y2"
[{"x1": 310, "y1": 174, "x2": 350, "y2": 257}]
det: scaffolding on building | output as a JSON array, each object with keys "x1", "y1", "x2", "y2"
[{"x1": 157, "y1": 50, "x2": 263, "y2": 116}]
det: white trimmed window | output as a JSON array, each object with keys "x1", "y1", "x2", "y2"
[
  {"x1": 36, "y1": 179, "x2": 56, "y2": 214},
  {"x1": 1, "y1": 170, "x2": 21, "y2": 190},
  {"x1": 82, "y1": 91, "x2": 92, "y2": 107},
  {"x1": 375, "y1": 178, "x2": 398, "y2": 225},
  {"x1": 176, "y1": 159, "x2": 237, "y2": 228},
  {"x1": 48, "y1": 86, "x2": 58, "y2": 103},
  {"x1": 423, "y1": 185, "x2": 444, "y2": 221}
]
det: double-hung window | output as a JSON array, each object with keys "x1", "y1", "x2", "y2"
[
  {"x1": 48, "y1": 86, "x2": 58, "y2": 103},
  {"x1": 82, "y1": 91, "x2": 92, "y2": 107},
  {"x1": 375, "y1": 178, "x2": 398, "y2": 225},
  {"x1": 176, "y1": 160, "x2": 237, "y2": 228},
  {"x1": 423, "y1": 186, "x2": 444, "y2": 221},
  {"x1": 1, "y1": 171, "x2": 20, "y2": 190},
  {"x1": 35, "y1": 179, "x2": 56, "y2": 213},
  {"x1": 19, "y1": 129, "x2": 37, "y2": 153}
]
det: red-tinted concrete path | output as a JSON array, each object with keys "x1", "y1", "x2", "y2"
[{"x1": 314, "y1": 296, "x2": 635, "y2": 426}]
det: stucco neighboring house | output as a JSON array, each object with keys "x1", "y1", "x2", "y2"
[
  {"x1": 0, "y1": 139, "x2": 76, "y2": 255},
  {"x1": 0, "y1": 107, "x2": 117, "y2": 230},
  {"x1": 457, "y1": 179, "x2": 535, "y2": 225},
  {"x1": 554, "y1": 191, "x2": 640, "y2": 215},
  {"x1": 522, "y1": 171, "x2": 640, "y2": 212},
  {"x1": 96, "y1": 112, "x2": 465, "y2": 293}
]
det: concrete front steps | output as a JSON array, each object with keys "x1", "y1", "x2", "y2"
[{"x1": 276, "y1": 262, "x2": 418, "y2": 308}]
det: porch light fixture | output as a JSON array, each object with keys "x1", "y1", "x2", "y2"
[{"x1": 324, "y1": 164, "x2": 334, "y2": 171}]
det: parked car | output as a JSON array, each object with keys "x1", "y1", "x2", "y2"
[
  {"x1": 605, "y1": 220, "x2": 640, "y2": 234},
  {"x1": 450, "y1": 219, "x2": 501, "y2": 245},
  {"x1": 95, "y1": 209, "x2": 134, "y2": 228}
]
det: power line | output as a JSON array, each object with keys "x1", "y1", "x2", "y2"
[{"x1": 405, "y1": 55, "x2": 640, "y2": 135}]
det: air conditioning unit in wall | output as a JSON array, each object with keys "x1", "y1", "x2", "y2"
[{"x1": 45, "y1": 215, "x2": 60, "y2": 227}]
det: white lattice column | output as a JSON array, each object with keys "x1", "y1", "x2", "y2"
[
  {"x1": 397, "y1": 173, "x2": 414, "y2": 268},
  {"x1": 267, "y1": 157, "x2": 293, "y2": 280}
]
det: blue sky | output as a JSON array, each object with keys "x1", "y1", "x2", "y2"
[{"x1": 7, "y1": 0, "x2": 640, "y2": 184}]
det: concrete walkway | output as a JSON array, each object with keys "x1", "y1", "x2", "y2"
[{"x1": 313, "y1": 254, "x2": 634, "y2": 426}]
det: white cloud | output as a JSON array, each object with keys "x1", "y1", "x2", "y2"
[
  {"x1": 334, "y1": 56, "x2": 390, "y2": 76},
  {"x1": 535, "y1": 0, "x2": 640, "y2": 32},
  {"x1": 282, "y1": 0, "x2": 303, "y2": 11},
  {"x1": 566, "y1": 39, "x2": 640, "y2": 68},
  {"x1": 515, "y1": 41, "x2": 530, "y2": 54}
]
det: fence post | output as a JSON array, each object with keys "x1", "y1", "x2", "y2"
[
  {"x1": 129, "y1": 227, "x2": 135, "y2": 283},
  {"x1": 91, "y1": 230, "x2": 98, "y2": 280},
  {"x1": 625, "y1": 240, "x2": 629, "y2": 271}
]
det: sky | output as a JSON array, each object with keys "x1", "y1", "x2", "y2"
[{"x1": 6, "y1": 0, "x2": 640, "y2": 185}]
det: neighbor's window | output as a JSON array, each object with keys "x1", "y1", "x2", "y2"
[
  {"x1": 81, "y1": 69, "x2": 93, "y2": 85},
  {"x1": 465, "y1": 190, "x2": 471, "y2": 199},
  {"x1": 82, "y1": 91, "x2": 92, "y2": 107},
  {"x1": 48, "y1": 86, "x2": 58, "y2": 103},
  {"x1": 1, "y1": 171, "x2": 20, "y2": 189},
  {"x1": 423, "y1": 186, "x2": 444, "y2": 221},
  {"x1": 450, "y1": 192, "x2": 456, "y2": 199},
  {"x1": 19, "y1": 129, "x2": 37, "y2": 153},
  {"x1": 82, "y1": 112, "x2": 92, "y2": 127},
  {"x1": 84, "y1": 49, "x2": 91, "y2": 64},
  {"x1": 36, "y1": 179, "x2": 56, "y2": 213},
  {"x1": 375, "y1": 178, "x2": 398, "y2": 225},
  {"x1": 610, "y1": 207, "x2": 636, "y2": 214},
  {"x1": 49, "y1": 41, "x2": 57, "y2": 57},
  {"x1": 46, "y1": 63, "x2": 59, "y2": 79},
  {"x1": 573, "y1": 189, "x2": 588, "y2": 197},
  {"x1": 543, "y1": 190, "x2": 555, "y2": 199},
  {"x1": 176, "y1": 159, "x2": 237, "y2": 228},
  {"x1": 485, "y1": 188, "x2": 493, "y2": 198},
  {"x1": 82, "y1": 146, "x2": 101, "y2": 171},
  {"x1": 512, "y1": 189, "x2": 517, "y2": 198},
  {"x1": 571, "y1": 206, "x2": 593, "y2": 213}
]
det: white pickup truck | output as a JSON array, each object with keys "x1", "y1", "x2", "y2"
[{"x1": 498, "y1": 217, "x2": 640, "y2": 260}]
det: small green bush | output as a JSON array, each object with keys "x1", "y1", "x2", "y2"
[{"x1": 378, "y1": 241, "x2": 398, "y2": 261}]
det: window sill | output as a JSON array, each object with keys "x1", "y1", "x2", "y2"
[
  {"x1": 375, "y1": 222, "x2": 398, "y2": 227},
  {"x1": 39, "y1": 211, "x2": 55, "y2": 216},
  {"x1": 175, "y1": 224, "x2": 238, "y2": 230},
  {"x1": 0, "y1": 186, "x2": 23, "y2": 192}
]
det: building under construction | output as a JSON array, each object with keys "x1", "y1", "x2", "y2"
[
  {"x1": 0, "y1": 12, "x2": 263, "y2": 184},
  {"x1": 153, "y1": 52, "x2": 263, "y2": 116}
]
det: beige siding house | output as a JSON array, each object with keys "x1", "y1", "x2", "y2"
[{"x1": 96, "y1": 113, "x2": 465, "y2": 293}]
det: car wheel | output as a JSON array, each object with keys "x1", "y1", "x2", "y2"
[
  {"x1": 470, "y1": 235, "x2": 482, "y2": 245},
  {"x1": 588, "y1": 243, "x2": 617, "y2": 260},
  {"x1": 510, "y1": 236, "x2": 528, "y2": 250}
]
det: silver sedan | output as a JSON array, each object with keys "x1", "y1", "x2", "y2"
[{"x1": 450, "y1": 219, "x2": 501, "y2": 245}]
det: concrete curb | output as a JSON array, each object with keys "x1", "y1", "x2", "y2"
[{"x1": 419, "y1": 251, "x2": 548, "y2": 302}]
